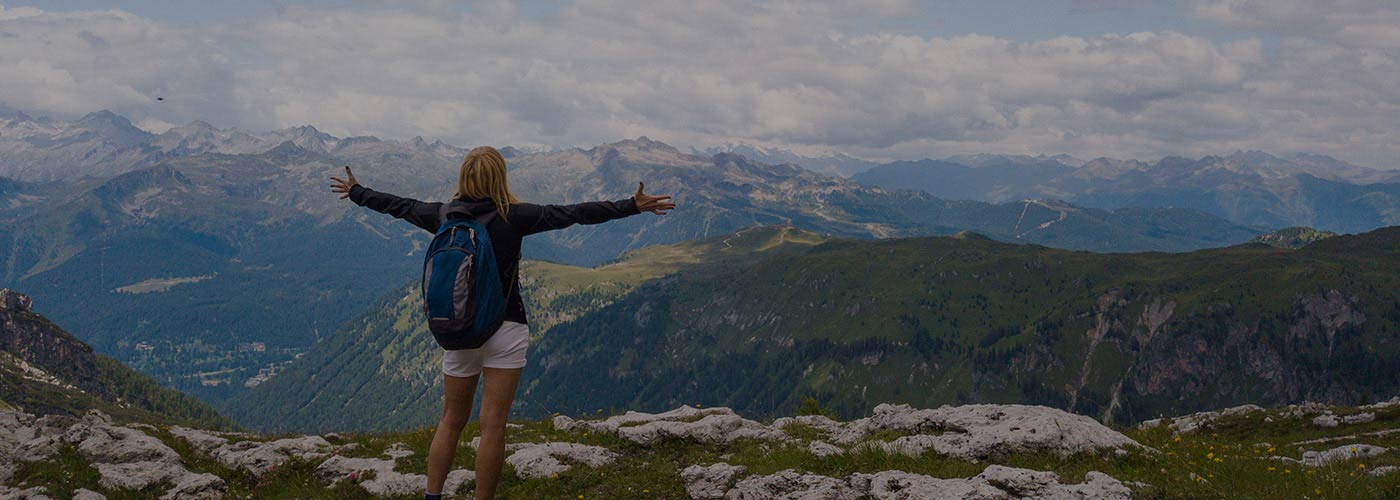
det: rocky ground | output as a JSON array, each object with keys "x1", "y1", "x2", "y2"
[{"x1": 3, "y1": 399, "x2": 1400, "y2": 499}]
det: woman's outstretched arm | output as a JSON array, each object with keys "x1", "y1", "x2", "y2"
[
  {"x1": 331, "y1": 166, "x2": 442, "y2": 232},
  {"x1": 512, "y1": 182, "x2": 675, "y2": 236}
]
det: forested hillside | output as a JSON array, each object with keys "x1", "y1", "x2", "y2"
[
  {"x1": 228, "y1": 226, "x2": 1400, "y2": 433},
  {"x1": 0, "y1": 289, "x2": 236, "y2": 430},
  {"x1": 223, "y1": 228, "x2": 829, "y2": 432}
]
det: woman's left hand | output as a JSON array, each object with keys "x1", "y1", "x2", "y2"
[
  {"x1": 634, "y1": 182, "x2": 675, "y2": 215},
  {"x1": 329, "y1": 166, "x2": 360, "y2": 199}
]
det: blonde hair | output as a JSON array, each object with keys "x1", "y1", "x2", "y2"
[{"x1": 454, "y1": 146, "x2": 519, "y2": 220}]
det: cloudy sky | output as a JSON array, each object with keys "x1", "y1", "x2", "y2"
[{"x1": 2, "y1": 1, "x2": 1398, "y2": 167}]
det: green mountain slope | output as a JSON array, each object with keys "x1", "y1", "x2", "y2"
[
  {"x1": 0, "y1": 289, "x2": 236, "y2": 429},
  {"x1": 223, "y1": 227, "x2": 827, "y2": 432},
  {"x1": 228, "y1": 226, "x2": 1400, "y2": 433},
  {"x1": 526, "y1": 226, "x2": 1400, "y2": 424}
]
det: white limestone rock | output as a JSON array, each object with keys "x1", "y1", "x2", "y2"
[
  {"x1": 96, "y1": 460, "x2": 188, "y2": 490},
  {"x1": 63, "y1": 421, "x2": 182, "y2": 464},
  {"x1": 1312, "y1": 414, "x2": 1340, "y2": 428},
  {"x1": 383, "y1": 441, "x2": 415, "y2": 459},
  {"x1": 772, "y1": 415, "x2": 845, "y2": 436},
  {"x1": 554, "y1": 406, "x2": 736, "y2": 433},
  {"x1": 1361, "y1": 397, "x2": 1400, "y2": 411},
  {"x1": 619, "y1": 414, "x2": 788, "y2": 446},
  {"x1": 976, "y1": 465, "x2": 1132, "y2": 499},
  {"x1": 708, "y1": 465, "x2": 1133, "y2": 500},
  {"x1": 158, "y1": 471, "x2": 226, "y2": 500},
  {"x1": 167, "y1": 426, "x2": 229, "y2": 452},
  {"x1": 0, "y1": 485, "x2": 55, "y2": 500},
  {"x1": 834, "y1": 404, "x2": 1139, "y2": 459},
  {"x1": 850, "y1": 470, "x2": 1007, "y2": 500},
  {"x1": 1287, "y1": 402, "x2": 1329, "y2": 419},
  {"x1": 723, "y1": 469, "x2": 856, "y2": 499},
  {"x1": 1369, "y1": 465, "x2": 1399, "y2": 477},
  {"x1": 169, "y1": 429, "x2": 333, "y2": 475},
  {"x1": 1300, "y1": 444, "x2": 1388, "y2": 467},
  {"x1": 71, "y1": 489, "x2": 107, "y2": 500},
  {"x1": 808, "y1": 441, "x2": 844, "y2": 458},
  {"x1": 681, "y1": 463, "x2": 746, "y2": 500},
  {"x1": 505, "y1": 442, "x2": 619, "y2": 479},
  {"x1": 315, "y1": 456, "x2": 421, "y2": 497},
  {"x1": 93, "y1": 460, "x2": 226, "y2": 500},
  {"x1": 1341, "y1": 413, "x2": 1376, "y2": 425},
  {"x1": 1137, "y1": 405, "x2": 1263, "y2": 434}
]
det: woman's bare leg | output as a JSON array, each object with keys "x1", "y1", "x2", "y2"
[
  {"x1": 427, "y1": 372, "x2": 479, "y2": 495},
  {"x1": 473, "y1": 367, "x2": 522, "y2": 500}
]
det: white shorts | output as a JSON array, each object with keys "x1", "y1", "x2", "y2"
[{"x1": 441, "y1": 321, "x2": 529, "y2": 378}]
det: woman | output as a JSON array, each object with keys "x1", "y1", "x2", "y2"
[{"x1": 329, "y1": 146, "x2": 674, "y2": 500}]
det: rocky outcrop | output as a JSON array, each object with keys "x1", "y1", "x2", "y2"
[
  {"x1": 556, "y1": 406, "x2": 787, "y2": 445},
  {"x1": 0, "y1": 290, "x2": 108, "y2": 403},
  {"x1": 504, "y1": 443, "x2": 619, "y2": 479},
  {"x1": 1138, "y1": 404, "x2": 1264, "y2": 434},
  {"x1": 554, "y1": 405, "x2": 734, "y2": 433},
  {"x1": 1, "y1": 409, "x2": 224, "y2": 499},
  {"x1": 682, "y1": 463, "x2": 747, "y2": 499},
  {"x1": 1299, "y1": 444, "x2": 1388, "y2": 467},
  {"x1": 559, "y1": 404, "x2": 1141, "y2": 460},
  {"x1": 783, "y1": 404, "x2": 1142, "y2": 459},
  {"x1": 169, "y1": 425, "x2": 336, "y2": 475},
  {"x1": 315, "y1": 455, "x2": 475, "y2": 497},
  {"x1": 694, "y1": 464, "x2": 1133, "y2": 500}
]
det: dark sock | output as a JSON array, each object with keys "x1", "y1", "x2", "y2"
[{"x1": 424, "y1": 493, "x2": 442, "y2": 500}]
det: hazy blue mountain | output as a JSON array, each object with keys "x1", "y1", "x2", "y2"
[
  {"x1": 697, "y1": 143, "x2": 882, "y2": 177},
  {"x1": 854, "y1": 151, "x2": 1400, "y2": 233}
]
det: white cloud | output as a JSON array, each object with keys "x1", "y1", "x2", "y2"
[
  {"x1": 1, "y1": 1, "x2": 1398, "y2": 168},
  {"x1": 0, "y1": 6, "x2": 242, "y2": 125}
]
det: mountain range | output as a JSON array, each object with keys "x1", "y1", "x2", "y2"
[
  {"x1": 696, "y1": 143, "x2": 881, "y2": 177},
  {"x1": 227, "y1": 225, "x2": 1400, "y2": 433},
  {"x1": 0, "y1": 109, "x2": 1266, "y2": 406},
  {"x1": 853, "y1": 151, "x2": 1400, "y2": 233}
]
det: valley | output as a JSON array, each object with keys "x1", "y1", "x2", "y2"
[{"x1": 229, "y1": 225, "x2": 1400, "y2": 435}]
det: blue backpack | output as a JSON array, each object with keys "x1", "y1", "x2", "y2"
[{"x1": 421, "y1": 202, "x2": 509, "y2": 350}]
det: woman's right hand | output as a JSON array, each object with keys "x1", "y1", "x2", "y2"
[{"x1": 329, "y1": 166, "x2": 360, "y2": 200}]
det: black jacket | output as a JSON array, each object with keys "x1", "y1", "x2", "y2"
[{"x1": 348, "y1": 184, "x2": 641, "y2": 324}]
